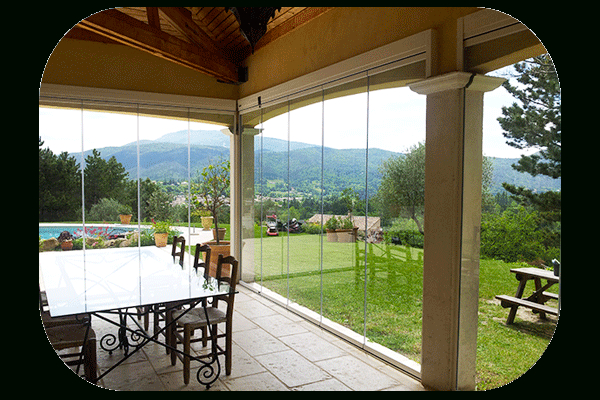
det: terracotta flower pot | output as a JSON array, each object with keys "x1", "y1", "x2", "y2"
[
  {"x1": 203, "y1": 241, "x2": 235, "y2": 282},
  {"x1": 201, "y1": 216, "x2": 214, "y2": 230},
  {"x1": 212, "y1": 228, "x2": 226, "y2": 241},
  {"x1": 326, "y1": 229, "x2": 338, "y2": 242},
  {"x1": 154, "y1": 232, "x2": 168, "y2": 247},
  {"x1": 119, "y1": 214, "x2": 132, "y2": 224}
]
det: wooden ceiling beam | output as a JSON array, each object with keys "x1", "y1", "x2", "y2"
[
  {"x1": 157, "y1": 7, "x2": 225, "y2": 57},
  {"x1": 77, "y1": 8, "x2": 241, "y2": 83},
  {"x1": 146, "y1": 7, "x2": 160, "y2": 30}
]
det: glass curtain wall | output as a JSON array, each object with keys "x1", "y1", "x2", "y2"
[
  {"x1": 240, "y1": 59, "x2": 426, "y2": 363},
  {"x1": 39, "y1": 98, "x2": 234, "y2": 310}
]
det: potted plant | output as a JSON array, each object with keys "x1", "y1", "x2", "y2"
[
  {"x1": 199, "y1": 209, "x2": 214, "y2": 231},
  {"x1": 337, "y1": 217, "x2": 356, "y2": 243},
  {"x1": 191, "y1": 158, "x2": 231, "y2": 276},
  {"x1": 153, "y1": 220, "x2": 171, "y2": 247},
  {"x1": 325, "y1": 216, "x2": 340, "y2": 242},
  {"x1": 58, "y1": 230, "x2": 74, "y2": 250},
  {"x1": 119, "y1": 204, "x2": 133, "y2": 225},
  {"x1": 192, "y1": 158, "x2": 230, "y2": 244}
]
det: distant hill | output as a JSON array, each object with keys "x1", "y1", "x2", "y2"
[{"x1": 70, "y1": 129, "x2": 561, "y2": 195}]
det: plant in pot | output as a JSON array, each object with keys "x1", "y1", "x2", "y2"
[
  {"x1": 325, "y1": 216, "x2": 340, "y2": 242},
  {"x1": 191, "y1": 158, "x2": 231, "y2": 276},
  {"x1": 337, "y1": 217, "x2": 356, "y2": 243},
  {"x1": 58, "y1": 230, "x2": 73, "y2": 251},
  {"x1": 152, "y1": 220, "x2": 171, "y2": 247},
  {"x1": 199, "y1": 209, "x2": 213, "y2": 231},
  {"x1": 119, "y1": 204, "x2": 133, "y2": 225}
]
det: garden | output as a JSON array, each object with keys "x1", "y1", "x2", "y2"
[{"x1": 247, "y1": 231, "x2": 558, "y2": 390}]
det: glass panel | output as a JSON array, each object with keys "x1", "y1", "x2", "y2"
[
  {"x1": 366, "y1": 69, "x2": 426, "y2": 363},
  {"x1": 322, "y1": 75, "x2": 368, "y2": 339},
  {"x1": 38, "y1": 106, "x2": 85, "y2": 315},
  {"x1": 257, "y1": 101, "x2": 291, "y2": 298},
  {"x1": 82, "y1": 103, "x2": 139, "y2": 309},
  {"x1": 287, "y1": 89, "x2": 324, "y2": 312}
]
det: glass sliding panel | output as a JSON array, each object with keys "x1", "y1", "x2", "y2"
[
  {"x1": 256, "y1": 101, "x2": 291, "y2": 298},
  {"x1": 322, "y1": 75, "x2": 369, "y2": 338},
  {"x1": 287, "y1": 89, "x2": 324, "y2": 312},
  {"x1": 82, "y1": 102, "x2": 140, "y2": 310},
  {"x1": 38, "y1": 105, "x2": 86, "y2": 315},
  {"x1": 186, "y1": 111, "x2": 234, "y2": 279},
  {"x1": 366, "y1": 65, "x2": 426, "y2": 363}
]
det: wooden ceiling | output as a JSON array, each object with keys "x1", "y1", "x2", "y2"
[{"x1": 67, "y1": 7, "x2": 332, "y2": 84}]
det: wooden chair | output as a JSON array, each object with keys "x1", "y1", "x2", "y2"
[
  {"x1": 169, "y1": 254, "x2": 239, "y2": 384},
  {"x1": 172, "y1": 235, "x2": 186, "y2": 267},
  {"x1": 193, "y1": 244, "x2": 212, "y2": 277},
  {"x1": 152, "y1": 236, "x2": 187, "y2": 344},
  {"x1": 164, "y1": 244, "x2": 212, "y2": 353},
  {"x1": 40, "y1": 285, "x2": 97, "y2": 381},
  {"x1": 45, "y1": 323, "x2": 97, "y2": 382}
]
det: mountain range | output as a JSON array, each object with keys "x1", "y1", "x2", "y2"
[{"x1": 70, "y1": 129, "x2": 561, "y2": 195}]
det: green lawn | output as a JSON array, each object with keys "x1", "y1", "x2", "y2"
[{"x1": 245, "y1": 233, "x2": 558, "y2": 390}]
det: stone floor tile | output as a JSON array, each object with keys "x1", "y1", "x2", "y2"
[
  {"x1": 254, "y1": 349, "x2": 331, "y2": 388},
  {"x1": 232, "y1": 327, "x2": 290, "y2": 356},
  {"x1": 278, "y1": 331, "x2": 347, "y2": 362},
  {"x1": 293, "y1": 378, "x2": 352, "y2": 391},
  {"x1": 222, "y1": 371, "x2": 289, "y2": 391},
  {"x1": 252, "y1": 313, "x2": 308, "y2": 338},
  {"x1": 316, "y1": 355, "x2": 400, "y2": 391}
]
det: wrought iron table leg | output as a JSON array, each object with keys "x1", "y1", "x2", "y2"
[{"x1": 195, "y1": 304, "x2": 221, "y2": 389}]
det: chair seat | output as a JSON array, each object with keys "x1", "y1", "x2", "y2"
[
  {"x1": 173, "y1": 307, "x2": 227, "y2": 329},
  {"x1": 46, "y1": 324, "x2": 96, "y2": 351}
]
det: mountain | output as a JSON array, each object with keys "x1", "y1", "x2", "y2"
[{"x1": 70, "y1": 129, "x2": 561, "y2": 195}]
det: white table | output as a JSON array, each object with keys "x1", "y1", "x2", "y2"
[{"x1": 39, "y1": 246, "x2": 232, "y2": 388}]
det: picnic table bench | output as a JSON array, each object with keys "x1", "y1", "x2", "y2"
[{"x1": 495, "y1": 267, "x2": 560, "y2": 325}]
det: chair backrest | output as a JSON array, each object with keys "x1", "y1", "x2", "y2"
[
  {"x1": 215, "y1": 255, "x2": 239, "y2": 313},
  {"x1": 193, "y1": 244, "x2": 212, "y2": 278},
  {"x1": 171, "y1": 236, "x2": 186, "y2": 267}
]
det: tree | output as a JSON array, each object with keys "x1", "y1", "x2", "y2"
[
  {"x1": 376, "y1": 142, "x2": 426, "y2": 234},
  {"x1": 191, "y1": 158, "x2": 230, "y2": 244},
  {"x1": 497, "y1": 55, "x2": 561, "y2": 223},
  {"x1": 39, "y1": 137, "x2": 81, "y2": 221},
  {"x1": 84, "y1": 149, "x2": 129, "y2": 211},
  {"x1": 376, "y1": 142, "x2": 494, "y2": 233}
]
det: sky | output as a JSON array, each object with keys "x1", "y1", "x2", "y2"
[{"x1": 39, "y1": 67, "x2": 539, "y2": 159}]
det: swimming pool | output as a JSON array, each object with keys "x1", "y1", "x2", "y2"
[{"x1": 38, "y1": 224, "x2": 142, "y2": 240}]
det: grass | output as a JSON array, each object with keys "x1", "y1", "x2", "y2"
[{"x1": 246, "y1": 233, "x2": 558, "y2": 390}]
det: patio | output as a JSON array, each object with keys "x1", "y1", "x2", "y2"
[{"x1": 65, "y1": 284, "x2": 423, "y2": 391}]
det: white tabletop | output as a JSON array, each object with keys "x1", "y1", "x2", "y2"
[{"x1": 39, "y1": 246, "x2": 229, "y2": 317}]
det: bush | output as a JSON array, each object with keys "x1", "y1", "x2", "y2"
[
  {"x1": 87, "y1": 198, "x2": 126, "y2": 222},
  {"x1": 304, "y1": 222, "x2": 324, "y2": 235},
  {"x1": 480, "y1": 206, "x2": 548, "y2": 263},
  {"x1": 384, "y1": 229, "x2": 424, "y2": 248}
]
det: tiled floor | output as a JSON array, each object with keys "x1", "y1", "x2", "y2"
[{"x1": 81, "y1": 285, "x2": 424, "y2": 391}]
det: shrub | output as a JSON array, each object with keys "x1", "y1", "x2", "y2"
[
  {"x1": 87, "y1": 198, "x2": 126, "y2": 222},
  {"x1": 480, "y1": 206, "x2": 547, "y2": 263},
  {"x1": 384, "y1": 229, "x2": 424, "y2": 248},
  {"x1": 304, "y1": 222, "x2": 324, "y2": 235}
]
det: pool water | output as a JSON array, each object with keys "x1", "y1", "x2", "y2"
[{"x1": 39, "y1": 225, "x2": 137, "y2": 240}]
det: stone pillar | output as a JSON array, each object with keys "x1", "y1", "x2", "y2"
[{"x1": 409, "y1": 72, "x2": 504, "y2": 390}]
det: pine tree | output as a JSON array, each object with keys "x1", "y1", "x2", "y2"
[{"x1": 497, "y1": 55, "x2": 561, "y2": 223}]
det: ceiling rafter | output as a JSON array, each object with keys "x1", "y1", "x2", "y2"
[
  {"x1": 77, "y1": 8, "x2": 241, "y2": 83},
  {"x1": 68, "y1": 7, "x2": 334, "y2": 84}
]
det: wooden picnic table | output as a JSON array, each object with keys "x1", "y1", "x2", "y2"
[{"x1": 495, "y1": 267, "x2": 559, "y2": 325}]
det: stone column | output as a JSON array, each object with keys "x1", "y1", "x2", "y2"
[{"x1": 409, "y1": 72, "x2": 504, "y2": 390}]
